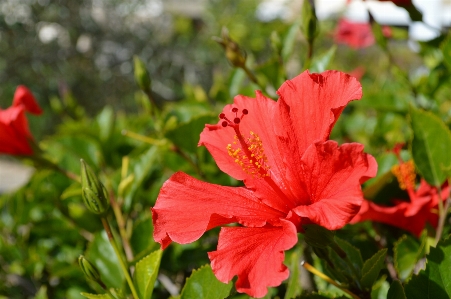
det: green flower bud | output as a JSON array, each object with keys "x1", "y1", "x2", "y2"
[
  {"x1": 133, "y1": 55, "x2": 151, "y2": 93},
  {"x1": 303, "y1": 223, "x2": 335, "y2": 249},
  {"x1": 270, "y1": 31, "x2": 282, "y2": 55},
  {"x1": 80, "y1": 159, "x2": 109, "y2": 215},
  {"x1": 213, "y1": 27, "x2": 247, "y2": 69},
  {"x1": 301, "y1": 0, "x2": 319, "y2": 43},
  {"x1": 78, "y1": 255, "x2": 101, "y2": 282}
]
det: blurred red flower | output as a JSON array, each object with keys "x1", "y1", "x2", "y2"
[
  {"x1": 335, "y1": 19, "x2": 375, "y2": 49},
  {"x1": 351, "y1": 146, "x2": 449, "y2": 237},
  {"x1": 335, "y1": 19, "x2": 392, "y2": 49},
  {"x1": 152, "y1": 70, "x2": 377, "y2": 298},
  {"x1": 0, "y1": 86, "x2": 42, "y2": 156}
]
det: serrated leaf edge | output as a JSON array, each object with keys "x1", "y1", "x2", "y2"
[
  {"x1": 360, "y1": 248, "x2": 387, "y2": 288},
  {"x1": 134, "y1": 249, "x2": 163, "y2": 299}
]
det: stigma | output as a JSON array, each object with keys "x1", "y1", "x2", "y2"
[{"x1": 219, "y1": 107, "x2": 270, "y2": 178}]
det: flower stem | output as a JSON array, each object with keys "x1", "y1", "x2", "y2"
[
  {"x1": 434, "y1": 182, "x2": 450, "y2": 244},
  {"x1": 121, "y1": 130, "x2": 167, "y2": 146},
  {"x1": 302, "y1": 261, "x2": 361, "y2": 299},
  {"x1": 109, "y1": 191, "x2": 134, "y2": 263},
  {"x1": 101, "y1": 217, "x2": 139, "y2": 299},
  {"x1": 241, "y1": 65, "x2": 267, "y2": 94}
]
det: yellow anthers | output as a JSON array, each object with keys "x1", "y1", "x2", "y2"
[
  {"x1": 391, "y1": 160, "x2": 416, "y2": 190},
  {"x1": 227, "y1": 131, "x2": 270, "y2": 178}
]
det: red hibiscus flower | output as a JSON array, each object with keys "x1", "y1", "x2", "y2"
[
  {"x1": 351, "y1": 146, "x2": 449, "y2": 237},
  {"x1": 0, "y1": 85, "x2": 42, "y2": 156},
  {"x1": 335, "y1": 19, "x2": 375, "y2": 49},
  {"x1": 152, "y1": 70, "x2": 377, "y2": 298},
  {"x1": 334, "y1": 19, "x2": 392, "y2": 49}
]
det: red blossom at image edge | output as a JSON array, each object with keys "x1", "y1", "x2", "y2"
[
  {"x1": 334, "y1": 18, "x2": 392, "y2": 49},
  {"x1": 152, "y1": 70, "x2": 377, "y2": 298},
  {"x1": 351, "y1": 146, "x2": 449, "y2": 237},
  {"x1": 0, "y1": 85, "x2": 42, "y2": 156}
]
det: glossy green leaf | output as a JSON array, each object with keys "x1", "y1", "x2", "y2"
[
  {"x1": 284, "y1": 247, "x2": 302, "y2": 299},
  {"x1": 404, "y1": 235, "x2": 451, "y2": 298},
  {"x1": 335, "y1": 237, "x2": 363, "y2": 271},
  {"x1": 180, "y1": 265, "x2": 232, "y2": 299},
  {"x1": 131, "y1": 216, "x2": 159, "y2": 258},
  {"x1": 165, "y1": 114, "x2": 216, "y2": 153},
  {"x1": 404, "y1": 4, "x2": 423, "y2": 22},
  {"x1": 360, "y1": 249, "x2": 387, "y2": 289},
  {"x1": 387, "y1": 280, "x2": 406, "y2": 299},
  {"x1": 134, "y1": 249, "x2": 163, "y2": 299},
  {"x1": 85, "y1": 232, "x2": 124, "y2": 289},
  {"x1": 124, "y1": 146, "x2": 159, "y2": 211},
  {"x1": 394, "y1": 234, "x2": 426, "y2": 281},
  {"x1": 96, "y1": 106, "x2": 115, "y2": 142},
  {"x1": 410, "y1": 107, "x2": 451, "y2": 186},
  {"x1": 310, "y1": 46, "x2": 336, "y2": 73},
  {"x1": 371, "y1": 279, "x2": 390, "y2": 299},
  {"x1": 43, "y1": 135, "x2": 103, "y2": 170}
]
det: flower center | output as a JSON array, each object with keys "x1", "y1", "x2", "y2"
[
  {"x1": 391, "y1": 160, "x2": 416, "y2": 191},
  {"x1": 219, "y1": 108, "x2": 270, "y2": 178}
]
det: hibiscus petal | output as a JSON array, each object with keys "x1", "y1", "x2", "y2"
[
  {"x1": 208, "y1": 220, "x2": 297, "y2": 298},
  {"x1": 0, "y1": 107, "x2": 34, "y2": 155},
  {"x1": 199, "y1": 92, "x2": 297, "y2": 212},
  {"x1": 276, "y1": 70, "x2": 362, "y2": 154},
  {"x1": 351, "y1": 200, "x2": 427, "y2": 237},
  {"x1": 152, "y1": 172, "x2": 285, "y2": 249},
  {"x1": 12, "y1": 85, "x2": 42, "y2": 115},
  {"x1": 292, "y1": 141, "x2": 377, "y2": 230}
]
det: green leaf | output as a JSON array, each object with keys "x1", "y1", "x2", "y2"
[
  {"x1": 335, "y1": 237, "x2": 363, "y2": 271},
  {"x1": 310, "y1": 45, "x2": 336, "y2": 73},
  {"x1": 394, "y1": 234, "x2": 426, "y2": 281},
  {"x1": 282, "y1": 20, "x2": 300, "y2": 61},
  {"x1": 405, "y1": 234, "x2": 451, "y2": 298},
  {"x1": 180, "y1": 265, "x2": 233, "y2": 299},
  {"x1": 35, "y1": 286, "x2": 49, "y2": 299},
  {"x1": 85, "y1": 232, "x2": 125, "y2": 289},
  {"x1": 131, "y1": 216, "x2": 159, "y2": 258},
  {"x1": 360, "y1": 249, "x2": 387, "y2": 289},
  {"x1": 124, "y1": 146, "x2": 159, "y2": 211},
  {"x1": 441, "y1": 33, "x2": 451, "y2": 71},
  {"x1": 404, "y1": 4, "x2": 423, "y2": 22},
  {"x1": 165, "y1": 114, "x2": 216, "y2": 153},
  {"x1": 96, "y1": 106, "x2": 115, "y2": 142},
  {"x1": 387, "y1": 280, "x2": 406, "y2": 299},
  {"x1": 80, "y1": 293, "x2": 111, "y2": 299},
  {"x1": 284, "y1": 247, "x2": 302, "y2": 299},
  {"x1": 410, "y1": 107, "x2": 451, "y2": 186},
  {"x1": 134, "y1": 249, "x2": 163, "y2": 299}
]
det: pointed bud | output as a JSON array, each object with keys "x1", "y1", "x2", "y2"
[
  {"x1": 303, "y1": 224, "x2": 335, "y2": 249},
  {"x1": 270, "y1": 31, "x2": 282, "y2": 55},
  {"x1": 78, "y1": 255, "x2": 102, "y2": 283},
  {"x1": 213, "y1": 27, "x2": 247, "y2": 68},
  {"x1": 133, "y1": 55, "x2": 151, "y2": 93},
  {"x1": 80, "y1": 159, "x2": 109, "y2": 215},
  {"x1": 301, "y1": 0, "x2": 319, "y2": 43}
]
